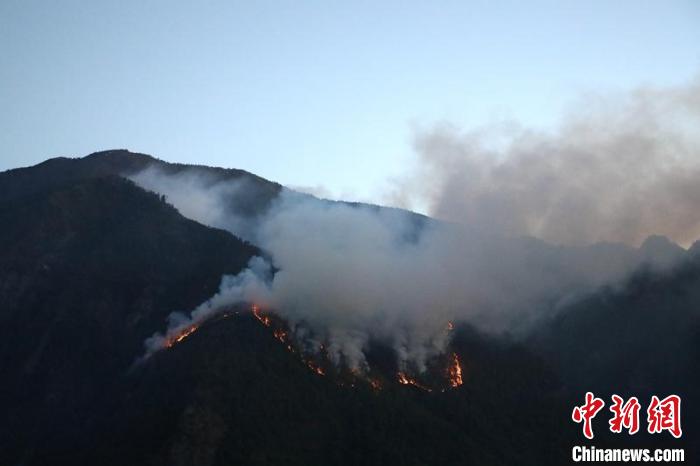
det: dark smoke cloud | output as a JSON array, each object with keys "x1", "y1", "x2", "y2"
[{"x1": 389, "y1": 77, "x2": 700, "y2": 246}]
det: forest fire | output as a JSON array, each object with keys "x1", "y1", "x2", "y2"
[
  {"x1": 251, "y1": 305, "x2": 324, "y2": 374},
  {"x1": 252, "y1": 305, "x2": 271, "y2": 327},
  {"x1": 273, "y1": 329, "x2": 287, "y2": 342},
  {"x1": 250, "y1": 305, "x2": 464, "y2": 391},
  {"x1": 274, "y1": 329, "x2": 295, "y2": 352},
  {"x1": 397, "y1": 372, "x2": 432, "y2": 392},
  {"x1": 306, "y1": 360, "x2": 325, "y2": 375},
  {"x1": 164, "y1": 324, "x2": 198, "y2": 348},
  {"x1": 160, "y1": 306, "x2": 464, "y2": 394},
  {"x1": 447, "y1": 352, "x2": 463, "y2": 388}
]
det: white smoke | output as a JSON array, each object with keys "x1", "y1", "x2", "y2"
[
  {"x1": 135, "y1": 183, "x2": 663, "y2": 370},
  {"x1": 134, "y1": 77, "x2": 698, "y2": 370},
  {"x1": 140, "y1": 256, "x2": 272, "y2": 360},
  {"x1": 389, "y1": 76, "x2": 700, "y2": 247},
  {"x1": 130, "y1": 167, "x2": 268, "y2": 241}
]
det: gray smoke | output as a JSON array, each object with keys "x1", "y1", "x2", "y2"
[
  {"x1": 134, "y1": 77, "x2": 698, "y2": 369},
  {"x1": 134, "y1": 179, "x2": 674, "y2": 370},
  {"x1": 389, "y1": 77, "x2": 700, "y2": 247},
  {"x1": 130, "y1": 167, "x2": 268, "y2": 242}
]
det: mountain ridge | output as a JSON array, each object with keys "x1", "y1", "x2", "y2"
[{"x1": 1, "y1": 151, "x2": 698, "y2": 465}]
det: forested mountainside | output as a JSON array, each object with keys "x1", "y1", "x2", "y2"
[{"x1": 0, "y1": 151, "x2": 696, "y2": 465}]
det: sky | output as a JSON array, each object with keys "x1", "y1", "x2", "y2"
[{"x1": 1, "y1": 0, "x2": 699, "y2": 203}]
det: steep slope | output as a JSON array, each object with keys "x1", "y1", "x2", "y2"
[
  {"x1": 1, "y1": 152, "x2": 697, "y2": 465},
  {"x1": 82, "y1": 314, "x2": 568, "y2": 466},
  {"x1": 532, "y1": 253, "x2": 700, "y2": 457},
  {"x1": 0, "y1": 175, "x2": 258, "y2": 464},
  {"x1": 0, "y1": 154, "x2": 571, "y2": 465},
  {"x1": 0, "y1": 170, "x2": 568, "y2": 466},
  {"x1": 1, "y1": 149, "x2": 429, "y2": 243},
  {"x1": 0, "y1": 149, "x2": 282, "y2": 212}
]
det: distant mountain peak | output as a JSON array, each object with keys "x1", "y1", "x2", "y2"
[
  {"x1": 639, "y1": 234, "x2": 685, "y2": 268},
  {"x1": 84, "y1": 148, "x2": 157, "y2": 161},
  {"x1": 640, "y1": 234, "x2": 683, "y2": 252},
  {"x1": 688, "y1": 239, "x2": 700, "y2": 257}
]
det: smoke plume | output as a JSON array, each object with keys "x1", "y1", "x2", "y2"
[
  {"x1": 134, "y1": 77, "x2": 699, "y2": 370},
  {"x1": 134, "y1": 181, "x2": 671, "y2": 370},
  {"x1": 390, "y1": 77, "x2": 700, "y2": 246}
]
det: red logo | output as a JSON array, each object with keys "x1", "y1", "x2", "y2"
[
  {"x1": 572, "y1": 393, "x2": 682, "y2": 439},
  {"x1": 609, "y1": 394, "x2": 641, "y2": 435},
  {"x1": 647, "y1": 395, "x2": 682, "y2": 438},
  {"x1": 572, "y1": 392, "x2": 605, "y2": 439}
]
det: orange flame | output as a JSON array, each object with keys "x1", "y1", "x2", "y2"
[
  {"x1": 273, "y1": 329, "x2": 287, "y2": 342},
  {"x1": 252, "y1": 305, "x2": 271, "y2": 327},
  {"x1": 447, "y1": 352, "x2": 463, "y2": 388},
  {"x1": 165, "y1": 324, "x2": 198, "y2": 348},
  {"x1": 306, "y1": 359, "x2": 325, "y2": 376},
  {"x1": 397, "y1": 372, "x2": 432, "y2": 392},
  {"x1": 250, "y1": 304, "x2": 463, "y2": 391}
]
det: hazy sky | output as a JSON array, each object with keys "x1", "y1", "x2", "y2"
[{"x1": 2, "y1": 0, "x2": 699, "y2": 202}]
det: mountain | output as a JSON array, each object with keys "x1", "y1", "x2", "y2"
[
  {"x1": 639, "y1": 235, "x2": 686, "y2": 269},
  {"x1": 0, "y1": 150, "x2": 283, "y2": 222},
  {"x1": 1, "y1": 150, "x2": 697, "y2": 465},
  {"x1": 0, "y1": 153, "x2": 565, "y2": 465},
  {"x1": 532, "y1": 251, "x2": 700, "y2": 456},
  {"x1": 77, "y1": 314, "x2": 571, "y2": 466},
  {"x1": 0, "y1": 174, "x2": 258, "y2": 464}
]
